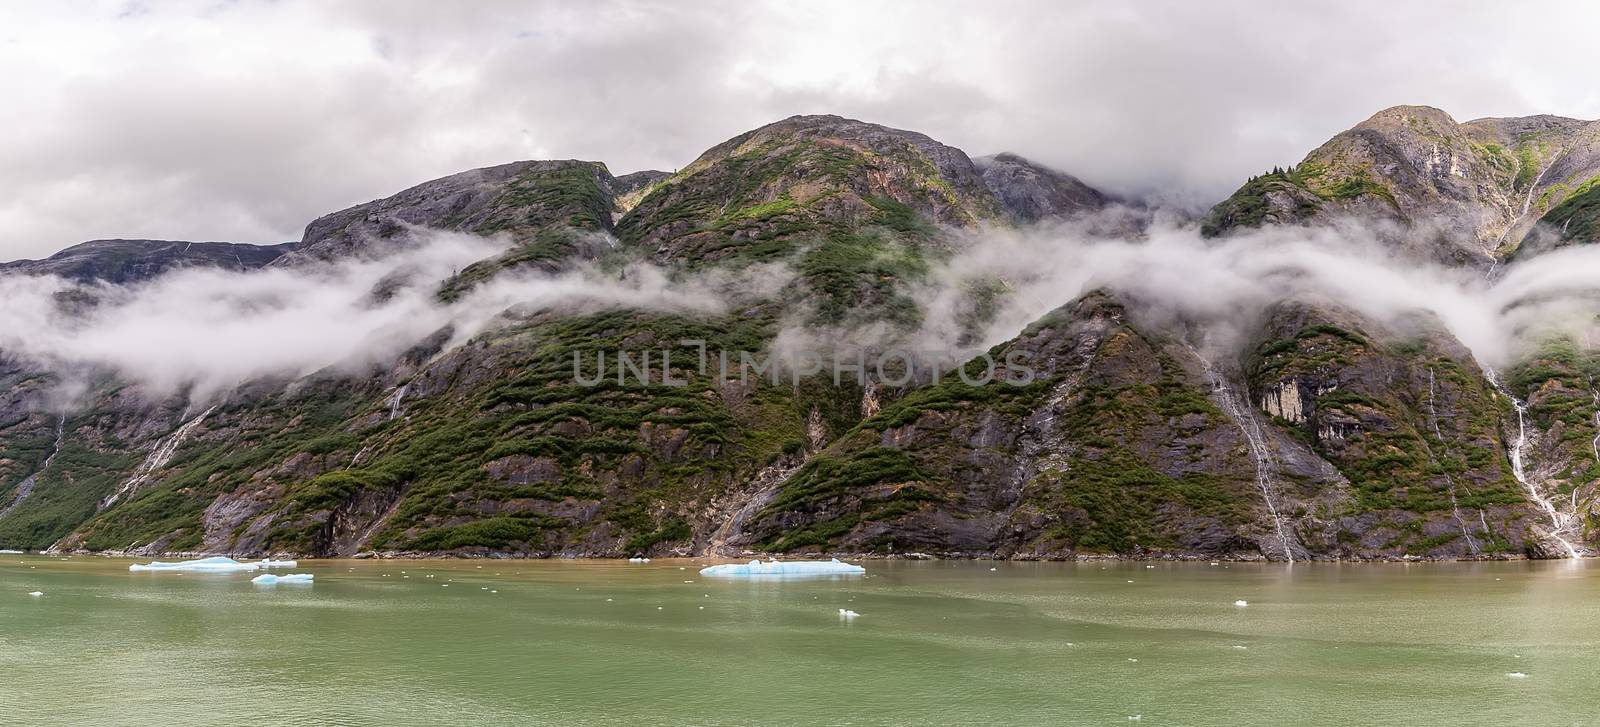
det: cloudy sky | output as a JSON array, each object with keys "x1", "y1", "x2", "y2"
[{"x1": 3, "y1": 0, "x2": 1598, "y2": 260}]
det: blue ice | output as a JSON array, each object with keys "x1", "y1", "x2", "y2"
[
  {"x1": 698, "y1": 558, "x2": 865, "y2": 577},
  {"x1": 251, "y1": 573, "x2": 314, "y2": 585},
  {"x1": 129, "y1": 556, "x2": 260, "y2": 572}
]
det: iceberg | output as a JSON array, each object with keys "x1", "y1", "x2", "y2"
[
  {"x1": 129, "y1": 556, "x2": 260, "y2": 573},
  {"x1": 256, "y1": 559, "x2": 298, "y2": 568},
  {"x1": 251, "y1": 573, "x2": 313, "y2": 585},
  {"x1": 698, "y1": 558, "x2": 865, "y2": 578}
]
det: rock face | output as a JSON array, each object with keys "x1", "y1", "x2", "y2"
[
  {"x1": 731, "y1": 292, "x2": 1538, "y2": 560},
  {"x1": 617, "y1": 114, "x2": 1007, "y2": 265},
  {"x1": 974, "y1": 153, "x2": 1108, "y2": 223},
  {"x1": 277, "y1": 160, "x2": 623, "y2": 265},
  {"x1": 0, "y1": 109, "x2": 1593, "y2": 560},
  {"x1": 1, "y1": 239, "x2": 295, "y2": 284},
  {"x1": 1203, "y1": 105, "x2": 1600, "y2": 267}
]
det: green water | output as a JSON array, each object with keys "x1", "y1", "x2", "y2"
[{"x1": 2, "y1": 556, "x2": 1597, "y2": 726}]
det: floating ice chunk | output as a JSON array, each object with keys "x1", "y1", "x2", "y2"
[
  {"x1": 1507, "y1": 672, "x2": 1528, "y2": 679},
  {"x1": 838, "y1": 609, "x2": 860, "y2": 619},
  {"x1": 628, "y1": 557, "x2": 651, "y2": 563},
  {"x1": 130, "y1": 556, "x2": 259, "y2": 573},
  {"x1": 27, "y1": 591, "x2": 43, "y2": 597},
  {"x1": 251, "y1": 573, "x2": 313, "y2": 585},
  {"x1": 1234, "y1": 600, "x2": 1249, "y2": 607},
  {"x1": 256, "y1": 559, "x2": 298, "y2": 568},
  {"x1": 699, "y1": 558, "x2": 865, "y2": 578}
]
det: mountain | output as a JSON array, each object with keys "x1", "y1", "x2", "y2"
[
  {"x1": 974, "y1": 153, "x2": 1108, "y2": 224},
  {"x1": 1200, "y1": 104, "x2": 1600, "y2": 557},
  {"x1": 1202, "y1": 106, "x2": 1600, "y2": 266},
  {"x1": 0, "y1": 111, "x2": 1590, "y2": 561},
  {"x1": 1, "y1": 239, "x2": 296, "y2": 284}
]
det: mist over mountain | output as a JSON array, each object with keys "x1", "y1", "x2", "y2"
[{"x1": 4, "y1": 109, "x2": 1600, "y2": 562}]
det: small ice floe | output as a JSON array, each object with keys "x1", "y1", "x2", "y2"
[
  {"x1": 628, "y1": 557, "x2": 651, "y2": 563},
  {"x1": 1234, "y1": 600, "x2": 1249, "y2": 607},
  {"x1": 27, "y1": 591, "x2": 43, "y2": 597},
  {"x1": 130, "y1": 556, "x2": 259, "y2": 573},
  {"x1": 1506, "y1": 672, "x2": 1529, "y2": 679},
  {"x1": 256, "y1": 559, "x2": 297, "y2": 568},
  {"x1": 838, "y1": 609, "x2": 860, "y2": 619},
  {"x1": 699, "y1": 558, "x2": 864, "y2": 578},
  {"x1": 250, "y1": 573, "x2": 313, "y2": 585}
]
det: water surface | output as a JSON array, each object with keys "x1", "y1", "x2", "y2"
[{"x1": 2, "y1": 556, "x2": 1596, "y2": 725}]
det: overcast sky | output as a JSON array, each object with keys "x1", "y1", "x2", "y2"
[{"x1": 3, "y1": 1, "x2": 1598, "y2": 260}]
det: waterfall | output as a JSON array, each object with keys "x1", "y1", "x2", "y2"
[
  {"x1": 1485, "y1": 370, "x2": 1583, "y2": 559},
  {"x1": 1590, "y1": 389, "x2": 1600, "y2": 466},
  {"x1": 100, "y1": 406, "x2": 217, "y2": 511},
  {"x1": 1190, "y1": 346, "x2": 1296, "y2": 562},
  {"x1": 1425, "y1": 368, "x2": 1481, "y2": 555},
  {"x1": 704, "y1": 459, "x2": 802, "y2": 557},
  {"x1": 0, "y1": 416, "x2": 66, "y2": 521},
  {"x1": 387, "y1": 383, "x2": 410, "y2": 420}
]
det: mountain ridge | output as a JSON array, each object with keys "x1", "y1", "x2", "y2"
[{"x1": 1, "y1": 108, "x2": 1596, "y2": 561}]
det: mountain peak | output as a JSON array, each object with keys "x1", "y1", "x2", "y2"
[
  {"x1": 1203, "y1": 104, "x2": 1600, "y2": 265},
  {"x1": 1, "y1": 238, "x2": 296, "y2": 284}
]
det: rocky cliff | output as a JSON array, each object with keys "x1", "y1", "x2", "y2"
[{"x1": 1, "y1": 110, "x2": 1595, "y2": 560}]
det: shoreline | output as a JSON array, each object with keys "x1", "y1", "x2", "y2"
[{"x1": 25, "y1": 548, "x2": 1583, "y2": 564}]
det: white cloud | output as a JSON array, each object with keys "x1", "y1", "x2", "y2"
[{"x1": 3, "y1": 0, "x2": 1599, "y2": 259}]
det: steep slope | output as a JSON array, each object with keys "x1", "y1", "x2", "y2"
[
  {"x1": 1, "y1": 239, "x2": 295, "y2": 284},
  {"x1": 1203, "y1": 106, "x2": 1600, "y2": 266},
  {"x1": 974, "y1": 153, "x2": 1108, "y2": 223},
  {"x1": 721, "y1": 291, "x2": 1541, "y2": 560},
  {"x1": 1, "y1": 111, "x2": 1587, "y2": 560},
  {"x1": 616, "y1": 114, "x2": 1007, "y2": 267},
  {"x1": 11, "y1": 115, "x2": 1034, "y2": 557},
  {"x1": 1499, "y1": 338, "x2": 1600, "y2": 547},
  {"x1": 1245, "y1": 302, "x2": 1536, "y2": 557},
  {"x1": 734, "y1": 292, "x2": 1310, "y2": 559}
]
